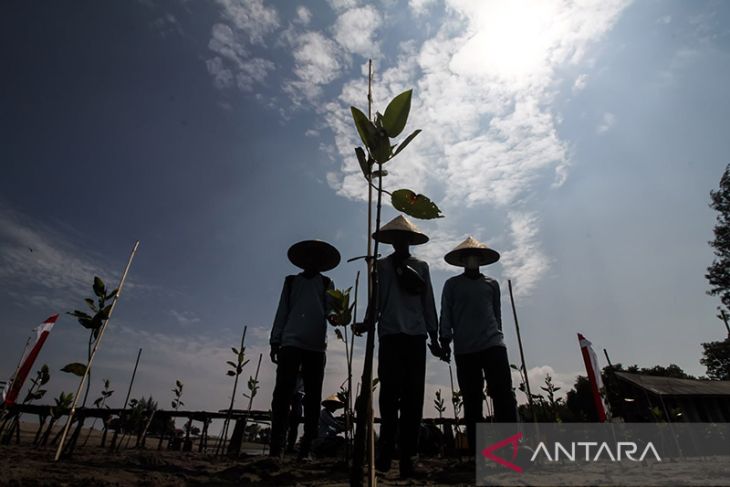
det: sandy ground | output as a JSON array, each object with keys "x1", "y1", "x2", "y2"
[
  {"x1": 0, "y1": 444, "x2": 476, "y2": 486},
  {"x1": 0, "y1": 423, "x2": 476, "y2": 486}
]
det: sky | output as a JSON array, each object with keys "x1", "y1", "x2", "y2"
[{"x1": 2, "y1": 0, "x2": 730, "y2": 423}]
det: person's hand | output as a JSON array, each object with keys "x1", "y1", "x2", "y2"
[
  {"x1": 351, "y1": 321, "x2": 373, "y2": 336},
  {"x1": 439, "y1": 339, "x2": 451, "y2": 363},
  {"x1": 428, "y1": 339, "x2": 443, "y2": 358},
  {"x1": 270, "y1": 344, "x2": 280, "y2": 364}
]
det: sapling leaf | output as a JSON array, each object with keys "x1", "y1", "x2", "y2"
[
  {"x1": 40, "y1": 365, "x2": 50, "y2": 385},
  {"x1": 176, "y1": 380, "x2": 183, "y2": 389},
  {"x1": 226, "y1": 370, "x2": 236, "y2": 376},
  {"x1": 226, "y1": 361, "x2": 237, "y2": 368},
  {"x1": 93, "y1": 277, "x2": 106, "y2": 298},
  {"x1": 105, "y1": 289, "x2": 118, "y2": 300},
  {"x1": 68, "y1": 310, "x2": 93, "y2": 320},
  {"x1": 382, "y1": 89, "x2": 412, "y2": 138},
  {"x1": 371, "y1": 170, "x2": 388, "y2": 178},
  {"x1": 84, "y1": 298, "x2": 97, "y2": 311},
  {"x1": 61, "y1": 363, "x2": 87, "y2": 377},
  {"x1": 335, "y1": 328, "x2": 344, "y2": 342},
  {"x1": 371, "y1": 131, "x2": 392, "y2": 164},
  {"x1": 355, "y1": 147, "x2": 370, "y2": 179},
  {"x1": 391, "y1": 189, "x2": 444, "y2": 219},
  {"x1": 351, "y1": 107, "x2": 377, "y2": 149},
  {"x1": 171, "y1": 401, "x2": 176, "y2": 409},
  {"x1": 231, "y1": 347, "x2": 238, "y2": 355},
  {"x1": 99, "y1": 304, "x2": 112, "y2": 320},
  {"x1": 392, "y1": 129, "x2": 421, "y2": 158}
]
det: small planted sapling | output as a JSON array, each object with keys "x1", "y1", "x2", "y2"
[
  {"x1": 63, "y1": 277, "x2": 118, "y2": 406},
  {"x1": 1, "y1": 365, "x2": 51, "y2": 444},
  {"x1": 82, "y1": 379, "x2": 114, "y2": 446},
  {"x1": 23, "y1": 364, "x2": 51, "y2": 404},
  {"x1": 171, "y1": 380, "x2": 184, "y2": 411},
  {"x1": 216, "y1": 326, "x2": 249, "y2": 455},
  {"x1": 349, "y1": 83, "x2": 444, "y2": 484},
  {"x1": 39, "y1": 392, "x2": 73, "y2": 447}
]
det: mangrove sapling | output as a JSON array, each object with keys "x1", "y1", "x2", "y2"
[
  {"x1": 434, "y1": 389, "x2": 446, "y2": 430},
  {"x1": 216, "y1": 326, "x2": 248, "y2": 455},
  {"x1": 348, "y1": 79, "x2": 443, "y2": 485},
  {"x1": 228, "y1": 352, "x2": 261, "y2": 456},
  {"x1": 40, "y1": 392, "x2": 73, "y2": 448},
  {"x1": 54, "y1": 240, "x2": 139, "y2": 461},
  {"x1": 1, "y1": 364, "x2": 50, "y2": 445},
  {"x1": 82, "y1": 378, "x2": 114, "y2": 447},
  {"x1": 448, "y1": 365, "x2": 463, "y2": 434},
  {"x1": 63, "y1": 277, "x2": 118, "y2": 407}
]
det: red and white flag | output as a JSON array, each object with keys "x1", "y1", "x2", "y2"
[
  {"x1": 2, "y1": 314, "x2": 58, "y2": 406},
  {"x1": 577, "y1": 332, "x2": 610, "y2": 422}
]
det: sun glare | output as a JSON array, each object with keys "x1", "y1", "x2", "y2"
[{"x1": 450, "y1": 1, "x2": 561, "y2": 83}]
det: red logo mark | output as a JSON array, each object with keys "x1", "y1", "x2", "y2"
[{"x1": 481, "y1": 432, "x2": 523, "y2": 473}]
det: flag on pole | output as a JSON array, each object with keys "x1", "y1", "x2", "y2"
[
  {"x1": 2, "y1": 314, "x2": 59, "y2": 406},
  {"x1": 577, "y1": 333, "x2": 610, "y2": 422}
]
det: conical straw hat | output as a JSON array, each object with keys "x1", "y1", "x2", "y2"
[
  {"x1": 372, "y1": 215, "x2": 429, "y2": 245},
  {"x1": 444, "y1": 236, "x2": 500, "y2": 267},
  {"x1": 322, "y1": 393, "x2": 345, "y2": 408},
  {"x1": 288, "y1": 240, "x2": 341, "y2": 272}
]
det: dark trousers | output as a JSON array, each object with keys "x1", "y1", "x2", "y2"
[
  {"x1": 377, "y1": 334, "x2": 426, "y2": 463},
  {"x1": 455, "y1": 346, "x2": 517, "y2": 453},
  {"x1": 270, "y1": 347, "x2": 325, "y2": 454}
]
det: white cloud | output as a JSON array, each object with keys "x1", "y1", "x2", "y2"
[
  {"x1": 294, "y1": 5, "x2": 312, "y2": 25},
  {"x1": 283, "y1": 31, "x2": 346, "y2": 104},
  {"x1": 573, "y1": 73, "x2": 589, "y2": 92},
  {"x1": 206, "y1": 22, "x2": 276, "y2": 92},
  {"x1": 596, "y1": 111, "x2": 616, "y2": 134},
  {"x1": 333, "y1": 6, "x2": 383, "y2": 58},
  {"x1": 216, "y1": 0, "x2": 280, "y2": 45},
  {"x1": 317, "y1": 0, "x2": 629, "y2": 293},
  {"x1": 327, "y1": 0, "x2": 359, "y2": 13},
  {"x1": 409, "y1": 0, "x2": 438, "y2": 17},
  {"x1": 500, "y1": 212, "x2": 551, "y2": 297},
  {"x1": 169, "y1": 309, "x2": 201, "y2": 327}
]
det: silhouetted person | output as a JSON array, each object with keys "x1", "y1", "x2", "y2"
[
  {"x1": 367, "y1": 215, "x2": 440, "y2": 478},
  {"x1": 269, "y1": 240, "x2": 340, "y2": 459},
  {"x1": 438, "y1": 236, "x2": 517, "y2": 454},
  {"x1": 312, "y1": 393, "x2": 346, "y2": 457}
]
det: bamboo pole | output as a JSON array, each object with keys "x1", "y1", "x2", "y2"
[
  {"x1": 507, "y1": 279, "x2": 536, "y2": 422},
  {"x1": 54, "y1": 240, "x2": 140, "y2": 461},
  {"x1": 123, "y1": 348, "x2": 143, "y2": 410},
  {"x1": 344, "y1": 270, "x2": 360, "y2": 462}
]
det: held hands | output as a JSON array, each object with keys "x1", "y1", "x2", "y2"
[
  {"x1": 439, "y1": 338, "x2": 451, "y2": 363},
  {"x1": 428, "y1": 334, "x2": 443, "y2": 359}
]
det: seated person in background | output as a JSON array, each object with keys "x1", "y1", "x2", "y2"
[{"x1": 312, "y1": 394, "x2": 346, "y2": 457}]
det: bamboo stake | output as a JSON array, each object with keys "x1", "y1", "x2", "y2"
[
  {"x1": 344, "y1": 270, "x2": 360, "y2": 462},
  {"x1": 54, "y1": 240, "x2": 140, "y2": 461},
  {"x1": 507, "y1": 279, "x2": 536, "y2": 422},
  {"x1": 123, "y1": 348, "x2": 143, "y2": 410},
  {"x1": 216, "y1": 324, "x2": 247, "y2": 455}
]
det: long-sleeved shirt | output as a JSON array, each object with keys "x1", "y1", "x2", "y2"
[
  {"x1": 376, "y1": 253, "x2": 438, "y2": 338},
  {"x1": 270, "y1": 273, "x2": 334, "y2": 352},
  {"x1": 439, "y1": 273, "x2": 505, "y2": 355},
  {"x1": 318, "y1": 408, "x2": 345, "y2": 438}
]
